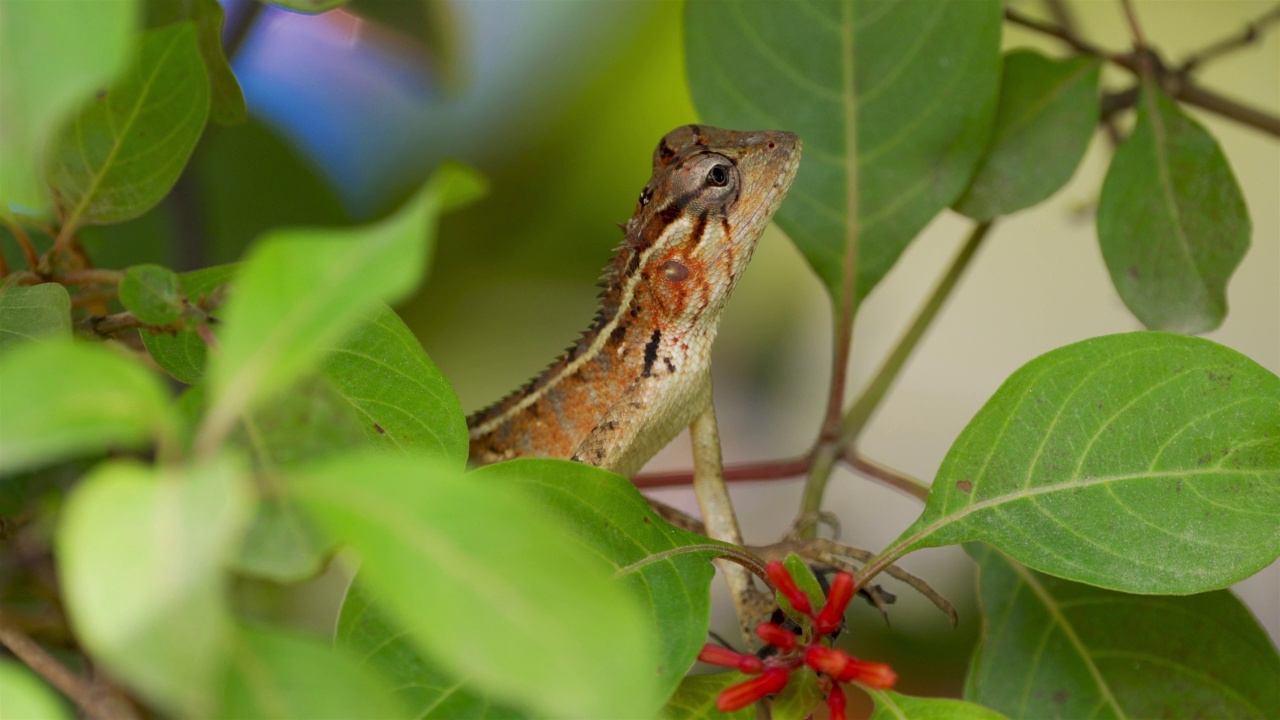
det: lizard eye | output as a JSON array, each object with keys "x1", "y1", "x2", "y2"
[{"x1": 706, "y1": 165, "x2": 730, "y2": 187}]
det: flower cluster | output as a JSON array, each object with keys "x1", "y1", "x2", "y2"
[{"x1": 697, "y1": 561, "x2": 897, "y2": 718}]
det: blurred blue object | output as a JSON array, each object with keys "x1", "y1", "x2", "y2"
[{"x1": 226, "y1": 0, "x2": 646, "y2": 216}]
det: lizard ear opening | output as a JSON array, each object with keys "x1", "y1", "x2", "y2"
[{"x1": 662, "y1": 259, "x2": 690, "y2": 283}]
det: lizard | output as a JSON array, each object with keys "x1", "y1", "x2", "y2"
[{"x1": 467, "y1": 124, "x2": 801, "y2": 634}]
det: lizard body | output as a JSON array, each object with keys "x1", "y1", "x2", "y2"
[{"x1": 468, "y1": 125, "x2": 801, "y2": 477}]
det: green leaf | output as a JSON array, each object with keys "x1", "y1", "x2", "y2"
[
  {"x1": 0, "y1": 341, "x2": 178, "y2": 476},
  {"x1": 1097, "y1": 84, "x2": 1251, "y2": 334},
  {"x1": 142, "y1": 0, "x2": 246, "y2": 125},
  {"x1": 204, "y1": 164, "x2": 484, "y2": 443},
  {"x1": 290, "y1": 453, "x2": 660, "y2": 718},
  {"x1": 139, "y1": 264, "x2": 237, "y2": 383},
  {"x1": 337, "y1": 583, "x2": 526, "y2": 719},
  {"x1": 45, "y1": 22, "x2": 211, "y2": 232},
  {"x1": 869, "y1": 689, "x2": 1008, "y2": 720},
  {"x1": 771, "y1": 669, "x2": 822, "y2": 720},
  {"x1": 954, "y1": 51, "x2": 1101, "y2": 220},
  {"x1": 320, "y1": 305, "x2": 468, "y2": 466},
  {"x1": 0, "y1": 0, "x2": 137, "y2": 217},
  {"x1": 348, "y1": 0, "x2": 462, "y2": 91},
  {"x1": 663, "y1": 673, "x2": 754, "y2": 720},
  {"x1": 218, "y1": 624, "x2": 407, "y2": 719},
  {"x1": 775, "y1": 553, "x2": 825, "y2": 629},
  {"x1": 0, "y1": 283, "x2": 71, "y2": 351},
  {"x1": 471, "y1": 459, "x2": 722, "y2": 701},
  {"x1": 0, "y1": 661, "x2": 72, "y2": 720},
  {"x1": 892, "y1": 332, "x2": 1280, "y2": 594},
  {"x1": 685, "y1": 0, "x2": 1001, "y2": 302},
  {"x1": 120, "y1": 264, "x2": 184, "y2": 325},
  {"x1": 965, "y1": 544, "x2": 1280, "y2": 719},
  {"x1": 56, "y1": 457, "x2": 251, "y2": 716},
  {"x1": 266, "y1": 0, "x2": 348, "y2": 14}
]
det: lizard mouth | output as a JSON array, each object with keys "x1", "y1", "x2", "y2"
[{"x1": 714, "y1": 131, "x2": 802, "y2": 264}]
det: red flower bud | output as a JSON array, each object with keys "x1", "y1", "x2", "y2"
[
  {"x1": 698, "y1": 644, "x2": 763, "y2": 674},
  {"x1": 754, "y1": 622, "x2": 798, "y2": 650},
  {"x1": 814, "y1": 571, "x2": 854, "y2": 635},
  {"x1": 838, "y1": 659, "x2": 897, "y2": 689},
  {"x1": 804, "y1": 644, "x2": 850, "y2": 677},
  {"x1": 766, "y1": 560, "x2": 813, "y2": 616},
  {"x1": 716, "y1": 667, "x2": 791, "y2": 712},
  {"x1": 827, "y1": 682, "x2": 848, "y2": 720}
]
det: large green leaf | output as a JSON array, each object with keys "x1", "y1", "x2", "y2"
[
  {"x1": 0, "y1": 341, "x2": 178, "y2": 476},
  {"x1": 0, "y1": 283, "x2": 71, "y2": 351},
  {"x1": 869, "y1": 690, "x2": 1008, "y2": 720},
  {"x1": 218, "y1": 624, "x2": 407, "y2": 719},
  {"x1": 685, "y1": 0, "x2": 1001, "y2": 302},
  {"x1": 319, "y1": 304, "x2": 468, "y2": 466},
  {"x1": 0, "y1": 0, "x2": 137, "y2": 217},
  {"x1": 45, "y1": 22, "x2": 210, "y2": 232},
  {"x1": 203, "y1": 164, "x2": 483, "y2": 445},
  {"x1": 965, "y1": 544, "x2": 1280, "y2": 719},
  {"x1": 56, "y1": 457, "x2": 251, "y2": 716},
  {"x1": 0, "y1": 662, "x2": 71, "y2": 720},
  {"x1": 337, "y1": 583, "x2": 525, "y2": 719},
  {"x1": 291, "y1": 453, "x2": 660, "y2": 718},
  {"x1": 888, "y1": 332, "x2": 1280, "y2": 594},
  {"x1": 470, "y1": 459, "x2": 722, "y2": 700},
  {"x1": 266, "y1": 0, "x2": 348, "y2": 14},
  {"x1": 954, "y1": 51, "x2": 1100, "y2": 220},
  {"x1": 1097, "y1": 85, "x2": 1250, "y2": 334}
]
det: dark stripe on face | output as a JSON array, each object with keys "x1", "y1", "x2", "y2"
[
  {"x1": 719, "y1": 216, "x2": 732, "y2": 242},
  {"x1": 642, "y1": 329, "x2": 661, "y2": 377},
  {"x1": 689, "y1": 208, "x2": 710, "y2": 246}
]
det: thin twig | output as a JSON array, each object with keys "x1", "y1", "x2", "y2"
[
  {"x1": 845, "y1": 451, "x2": 930, "y2": 502},
  {"x1": 53, "y1": 269, "x2": 123, "y2": 287},
  {"x1": 1180, "y1": 3, "x2": 1280, "y2": 72},
  {"x1": 0, "y1": 610, "x2": 140, "y2": 720},
  {"x1": 2, "y1": 218, "x2": 41, "y2": 270},
  {"x1": 1005, "y1": 6, "x2": 1280, "y2": 138},
  {"x1": 77, "y1": 311, "x2": 154, "y2": 338},
  {"x1": 1118, "y1": 0, "x2": 1150, "y2": 54},
  {"x1": 633, "y1": 455, "x2": 811, "y2": 488}
]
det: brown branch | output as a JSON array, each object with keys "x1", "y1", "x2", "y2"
[
  {"x1": 633, "y1": 454, "x2": 811, "y2": 489},
  {"x1": 77, "y1": 312, "x2": 151, "y2": 338},
  {"x1": 0, "y1": 609, "x2": 140, "y2": 720},
  {"x1": 2, "y1": 218, "x2": 41, "y2": 270},
  {"x1": 54, "y1": 269, "x2": 123, "y2": 287},
  {"x1": 1005, "y1": 6, "x2": 1280, "y2": 138},
  {"x1": 1180, "y1": 3, "x2": 1280, "y2": 72}
]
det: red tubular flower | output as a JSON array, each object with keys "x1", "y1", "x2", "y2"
[
  {"x1": 826, "y1": 682, "x2": 848, "y2": 720},
  {"x1": 814, "y1": 572, "x2": 854, "y2": 635},
  {"x1": 698, "y1": 644, "x2": 764, "y2": 674},
  {"x1": 716, "y1": 667, "x2": 791, "y2": 712},
  {"x1": 837, "y1": 659, "x2": 897, "y2": 689},
  {"x1": 754, "y1": 622, "x2": 798, "y2": 650},
  {"x1": 766, "y1": 560, "x2": 813, "y2": 616},
  {"x1": 804, "y1": 644, "x2": 850, "y2": 677}
]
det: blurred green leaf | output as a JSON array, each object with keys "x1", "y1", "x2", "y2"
[
  {"x1": 120, "y1": 264, "x2": 184, "y2": 325},
  {"x1": 771, "y1": 669, "x2": 822, "y2": 720},
  {"x1": 218, "y1": 624, "x2": 407, "y2": 719},
  {"x1": 266, "y1": 0, "x2": 348, "y2": 14},
  {"x1": 471, "y1": 459, "x2": 722, "y2": 700},
  {"x1": 869, "y1": 690, "x2": 1008, "y2": 719},
  {"x1": 0, "y1": 0, "x2": 137, "y2": 217},
  {"x1": 954, "y1": 51, "x2": 1100, "y2": 220},
  {"x1": 337, "y1": 583, "x2": 526, "y2": 719},
  {"x1": 348, "y1": 0, "x2": 461, "y2": 91},
  {"x1": 965, "y1": 544, "x2": 1280, "y2": 718},
  {"x1": 56, "y1": 457, "x2": 251, "y2": 716},
  {"x1": 685, "y1": 0, "x2": 1001, "y2": 302},
  {"x1": 204, "y1": 164, "x2": 484, "y2": 445},
  {"x1": 292, "y1": 453, "x2": 660, "y2": 718},
  {"x1": 45, "y1": 22, "x2": 210, "y2": 233},
  {"x1": 664, "y1": 673, "x2": 754, "y2": 719},
  {"x1": 894, "y1": 332, "x2": 1280, "y2": 594},
  {"x1": 0, "y1": 283, "x2": 71, "y2": 351},
  {"x1": 143, "y1": 0, "x2": 246, "y2": 125},
  {"x1": 0, "y1": 342, "x2": 177, "y2": 476},
  {"x1": 1097, "y1": 85, "x2": 1250, "y2": 334},
  {"x1": 0, "y1": 662, "x2": 72, "y2": 720},
  {"x1": 321, "y1": 305, "x2": 468, "y2": 466}
]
